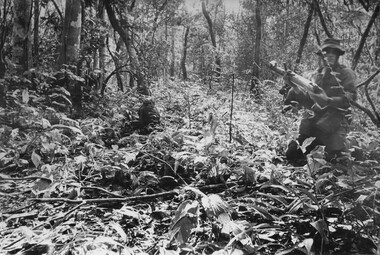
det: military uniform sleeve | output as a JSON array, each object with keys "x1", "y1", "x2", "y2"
[
  {"x1": 284, "y1": 88, "x2": 313, "y2": 109},
  {"x1": 338, "y1": 67, "x2": 357, "y2": 101}
]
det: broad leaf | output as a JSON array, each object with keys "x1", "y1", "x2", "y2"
[
  {"x1": 169, "y1": 200, "x2": 199, "y2": 245},
  {"x1": 310, "y1": 219, "x2": 329, "y2": 242},
  {"x1": 300, "y1": 137, "x2": 315, "y2": 153},
  {"x1": 31, "y1": 150, "x2": 42, "y2": 168},
  {"x1": 22, "y1": 89, "x2": 29, "y2": 104}
]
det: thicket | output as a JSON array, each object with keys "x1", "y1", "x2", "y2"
[{"x1": 0, "y1": 0, "x2": 380, "y2": 254}]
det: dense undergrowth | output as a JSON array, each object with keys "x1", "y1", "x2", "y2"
[{"x1": 0, "y1": 72, "x2": 380, "y2": 255}]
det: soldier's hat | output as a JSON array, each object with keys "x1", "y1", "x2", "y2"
[{"x1": 319, "y1": 38, "x2": 345, "y2": 55}]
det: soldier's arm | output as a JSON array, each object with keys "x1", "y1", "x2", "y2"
[{"x1": 327, "y1": 68, "x2": 357, "y2": 108}]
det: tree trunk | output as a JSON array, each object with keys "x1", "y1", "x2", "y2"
[
  {"x1": 295, "y1": 1, "x2": 314, "y2": 65},
  {"x1": 313, "y1": 0, "x2": 332, "y2": 38},
  {"x1": 33, "y1": 0, "x2": 39, "y2": 68},
  {"x1": 253, "y1": 0, "x2": 261, "y2": 78},
  {"x1": 106, "y1": 37, "x2": 123, "y2": 93},
  {"x1": 104, "y1": 1, "x2": 149, "y2": 95},
  {"x1": 98, "y1": 2, "x2": 106, "y2": 93},
  {"x1": 58, "y1": 0, "x2": 82, "y2": 66},
  {"x1": 12, "y1": 0, "x2": 32, "y2": 75},
  {"x1": 170, "y1": 26, "x2": 175, "y2": 77},
  {"x1": 202, "y1": 1, "x2": 221, "y2": 76},
  {"x1": 58, "y1": 0, "x2": 82, "y2": 114},
  {"x1": 181, "y1": 26, "x2": 190, "y2": 80},
  {"x1": 351, "y1": 2, "x2": 380, "y2": 70},
  {"x1": 0, "y1": 0, "x2": 11, "y2": 79}
]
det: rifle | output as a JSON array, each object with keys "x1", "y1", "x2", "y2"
[{"x1": 268, "y1": 61, "x2": 331, "y2": 110}]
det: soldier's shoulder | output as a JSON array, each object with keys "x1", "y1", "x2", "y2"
[
  {"x1": 337, "y1": 65, "x2": 356, "y2": 77},
  {"x1": 337, "y1": 64, "x2": 354, "y2": 72}
]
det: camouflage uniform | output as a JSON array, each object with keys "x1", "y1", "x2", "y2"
[{"x1": 285, "y1": 64, "x2": 357, "y2": 162}]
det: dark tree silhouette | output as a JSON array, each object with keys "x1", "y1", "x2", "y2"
[
  {"x1": 295, "y1": 1, "x2": 315, "y2": 65},
  {"x1": 351, "y1": 1, "x2": 380, "y2": 70},
  {"x1": 202, "y1": 1, "x2": 221, "y2": 77},
  {"x1": 181, "y1": 26, "x2": 190, "y2": 80}
]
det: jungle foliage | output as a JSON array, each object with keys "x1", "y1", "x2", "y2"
[{"x1": 0, "y1": 0, "x2": 380, "y2": 254}]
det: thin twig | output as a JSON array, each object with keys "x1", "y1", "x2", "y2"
[
  {"x1": 351, "y1": 100, "x2": 380, "y2": 127},
  {"x1": 356, "y1": 69, "x2": 380, "y2": 88},
  {"x1": 50, "y1": 0, "x2": 63, "y2": 21},
  {"x1": 1, "y1": 202, "x2": 38, "y2": 214}
]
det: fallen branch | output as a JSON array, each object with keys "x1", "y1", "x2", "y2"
[
  {"x1": 32, "y1": 190, "x2": 178, "y2": 204},
  {"x1": 0, "y1": 176, "x2": 52, "y2": 183},
  {"x1": 2, "y1": 203, "x2": 86, "y2": 250},
  {"x1": 351, "y1": 101, "x2": 380, "y2": 127},
  {"x1": 81, "y1": 186, "x2": 124, "y2": 198},
  {"x1": 1, "y1": 202, "x2": 38, "y2": 214}
]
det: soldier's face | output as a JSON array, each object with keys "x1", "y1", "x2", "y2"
[{"x1": 324, "y1": 49, "x2": 339, "y2": 66}]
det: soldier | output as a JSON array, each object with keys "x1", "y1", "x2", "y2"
[{"x1": 284, "y1": 38, "x2": 357, "y2": 163}]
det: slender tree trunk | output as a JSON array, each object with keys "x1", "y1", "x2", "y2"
[
  {"x1": 104, "y1": 1, "x2": 149, "y2": 95},
  {"x1": 33, "y1": 0, "x2": 39, "y2": 68},
  {"x1": 0, "y1": 0, "x2": 11, "y2": 79},
  {"x1": 116, "y1": 38, "x2": 128, "y2": 89},
  {"x1": 12, "y1": 0, "x2": 32, "y2": 75},
  {"x1": 98, "y1": 1, "x2": 106, "y2": 93},
  {"x1": 114, "y1": 46, "x2": 124, "y2": 91},
  {"x1": 253, "y1": 0, "x2": 261, "y2": 78},
  {"x1": 202, "y1": 1, "x2": 221, "y2": 76},
  {"x1": 376, "y1": 19, "x2": 380, "y2": 64},
  {"x1": 352, "y1": 2, "x2": 380, "y2": 70},
  {"x1": 181, "y1": 26, "x2": 190, "y2": 80},
  {"x1": 295, "y1": 1, "x2": 314, "y2": 65},
  {"x1": 170, "y1": 26, "x2": 175, "y2": 77},
  {"x1": 58, "y1": 0, "x2": 82, "y2": 66},
  {"x1": 313, "y1": 0, "x2": 332, "y2": 38}
]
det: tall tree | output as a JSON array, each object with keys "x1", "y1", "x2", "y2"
[
  {"x1": 313, "y1": 0, "x2": 332, "y2": 38},
  {"x1": 0, "y1": 0, "x2": 12, "y2": 78},
  {"x1": 104, "y1": 0, "x2": 150, "y2": 95},
  {"x1": 12, "y1": 0, "x2": 32, "y2": 74},
  {"x1": 351, "y1": 1, "x2": 380, "y2": 70},
  {"x1": 170, "y1": 26, "x2": 175, "y2": 77},
  {"x1": 58, "y1": 0, "x2": 82, "y2": 66},
  {"x1": 33, "y1": 0, "x2": 39, "y2": 67},
  {"x1": 181, "y1": 26, "x2": 190, "y2": 80},
  {"x1": 295, "y1": 1, "x2": 314, "y2": 65},
  {"x1": 253, "y1": 0, "x2": 262, "y2": 78},
  {"x1": 202, "y1": 0, "x2": 221, "y2": 76},
  {"x1": 98, "y1": 0, "x2": 106, "y2": 93}
]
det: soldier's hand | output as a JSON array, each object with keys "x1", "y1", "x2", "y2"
[
  {"x1": 283, "y1": 71, "x2": 301, "y2": 94},
  {"x1": 283, "y1": 71, "x2": 292, "y2": 85},
  {"x1": 282, "y1": 104, "x2": 298, "y2": 114},
  {"x1": 312, "y1": 84, "x2": 323, "y2": 94},
  {"x1": 308, "y1": 92, "x2": 330, "y2": 108}
]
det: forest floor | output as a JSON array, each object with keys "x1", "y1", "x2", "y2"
[{"x1": 0, "y1": 77, "x2": 380, "y2": 255}]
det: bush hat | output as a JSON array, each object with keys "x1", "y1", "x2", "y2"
[{"x1": 320, "y1": 38, "x2": 345, "y2": 55}]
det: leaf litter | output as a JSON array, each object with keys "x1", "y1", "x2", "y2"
[{"x1": 0, "y1": 79, "x2": 379, "y2": 255}]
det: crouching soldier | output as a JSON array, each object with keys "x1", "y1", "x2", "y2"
[{"x1": 284, "y1": 38, "x2": 357, "y2": 163}]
